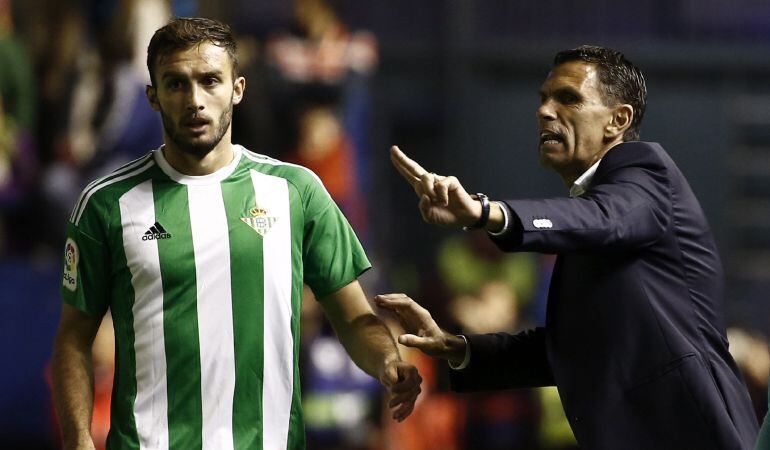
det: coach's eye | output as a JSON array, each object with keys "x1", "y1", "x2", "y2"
[{"x1": 559, "y1": 92, "x2": 579, "y2": 105}]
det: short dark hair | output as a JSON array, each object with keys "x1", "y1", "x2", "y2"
[
  {"x1": 554, "y1": 45, "x2": 647, "y2": 141},
  {"x1": 147, "y1": 17, "x2": 238, "y2": 86}
]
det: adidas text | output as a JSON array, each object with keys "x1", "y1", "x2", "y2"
[{"x1": 142, "y1": 232, "x2": 172, "y2": 241}]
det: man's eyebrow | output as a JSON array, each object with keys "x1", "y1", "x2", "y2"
[
  {"x1": 160, "y1": 69, "x2": 225, "y2": 80},
  {"x1": 160, "y1": 70, "x2": 185, "y2": 80},
  {"x1": 554, "y1": 86, "x2": 581, "y2": 97},
  {"x1": 201, "y1": 70, "x2": 225, "y2": 78}
]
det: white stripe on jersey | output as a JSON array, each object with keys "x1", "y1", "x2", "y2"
[
  {"x1": 187, "y1": 184, "x2": 236, "y2": 450},
  {"x1": 75, "y1": 157, "x2": 156, "y2": 225},
  {"x1": 249, "y1": 169, "x2": 294, "y2": 450},
  {"x1": 119, "y1": 180, "x2": 169, "y2": 450},
  {"x1": 70, "y1": 153, "x2": 154, "y2": 223}
]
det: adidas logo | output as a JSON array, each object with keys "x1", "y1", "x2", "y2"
[{"x1": 142, "y1": 222, "x2": 172, "y2": 241}]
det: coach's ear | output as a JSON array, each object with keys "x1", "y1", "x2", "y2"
[
  {"x1": 146, "y1": 85, "x2": 160, "y2": 111},
  {"x1": 604, "y1": 103, "x2": 633, "y2": 141}
]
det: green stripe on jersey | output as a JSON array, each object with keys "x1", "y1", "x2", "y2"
[
  {"x1": 222, "y1": 174, "x2": 265, "y2": 450},
  {"x1": 154, "y1": 181, "x2": 203, "y2": 449},
  {"x1": 107, "y1": 231, "x2": 141, "y2": 450}
]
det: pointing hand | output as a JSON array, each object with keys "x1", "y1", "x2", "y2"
[{"x1": 390, "y1": 146, "x2": 481, "y2": 229}]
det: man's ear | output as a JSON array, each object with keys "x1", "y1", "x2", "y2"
[
  {"x1": 146, "y1": 85, "x2": 160, "y2": 111},
  {"x1": 232, "y1": 76, "x2": 246, "y2": 106},
  {"x1": 605, "y1": 104, "x2": 633, "y2": 140}
]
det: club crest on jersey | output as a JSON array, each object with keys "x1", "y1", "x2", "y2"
[
  {"x1": 63, "y1": 238, "x2": 78, "y2": 292},
  {"x1": 241, "y1": 206, "x2": 278, "y2": 237}
]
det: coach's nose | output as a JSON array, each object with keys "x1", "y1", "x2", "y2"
[{"x1": 537, "y1": 98, "x2": 557, "y2": 122}]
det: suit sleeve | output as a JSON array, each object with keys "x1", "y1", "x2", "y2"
[
  {"x1": 450, "y1": 327, "x2": 555, "y2": 391},
  {"x1": 492, "y1": 156, "x2": 672, "y2": 254}
]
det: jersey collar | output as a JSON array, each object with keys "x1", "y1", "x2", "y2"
[{"x1": 154, "y1": 145, "x2": 242, "y2": 185}]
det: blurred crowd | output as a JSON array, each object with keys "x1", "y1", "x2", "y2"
[{"x1": 0, "y1": 0, "x2": 767, "y2": 449}]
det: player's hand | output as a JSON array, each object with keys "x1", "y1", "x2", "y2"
[
  {"x1": 375, "y1": 293, "x2": 467, "y2": 364},
  {"x1": 390, "y1": 145, "x2": 481, "y2": 229},
  {"x1": 379, "y1": 360, "x2": 422, "y2": 422}
]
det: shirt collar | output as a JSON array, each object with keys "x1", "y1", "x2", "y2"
[
  {"x1": 569, "y1": 159, "x2": 602, "y2": 198},
  {"x1": 154, "y1": 144, "x2": 242, "y2": 185}
]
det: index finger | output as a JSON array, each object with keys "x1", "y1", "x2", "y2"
[{"x1": 390, "y1": 146, "x2": 427, "y2": 184}]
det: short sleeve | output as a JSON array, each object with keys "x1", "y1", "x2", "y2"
[
  {"x1": 61, "y1": 203, "x2": 110, "y2": 317},
  {"x1": 300, "y1": 173, "x2": 371, "y2": 299}
]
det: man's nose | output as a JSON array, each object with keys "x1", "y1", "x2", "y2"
[
  {"x1": 186, "y1": 85, "x2": 204, "y2": 111},
  {"x1": 537, "y1": 99, "x2": 556, "y2": 122}
]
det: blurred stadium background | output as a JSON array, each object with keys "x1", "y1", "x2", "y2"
[{"x1": 1, "y1": 0, "x2": 769, "y2": 448}]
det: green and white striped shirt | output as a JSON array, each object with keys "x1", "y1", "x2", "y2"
[{"x1": 61, "y1": 145, "x2": 371, "y2": 450}]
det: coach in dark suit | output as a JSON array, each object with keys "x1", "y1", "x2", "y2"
[{"x1": 377, "y1": 45, "x2": 759, "y2": 449}]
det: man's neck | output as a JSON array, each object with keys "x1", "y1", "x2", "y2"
[
  {"x1": 559, "y1": 140, "x2": 622, "y2": 187},
  {"x1": 163, "y1": 137, "x2": 235, "y2": 176}
]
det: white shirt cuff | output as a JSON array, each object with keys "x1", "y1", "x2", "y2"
[
  {"x1": 487, "y1": 201, "x2": 510, "y2": 236},
  {"x1": 448, "y1": 334, "x2": 471, "y2": 370}
]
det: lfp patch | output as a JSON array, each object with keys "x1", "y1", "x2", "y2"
[{"x1": 63, "y1": 238, "x2": 78, "y2": 292}]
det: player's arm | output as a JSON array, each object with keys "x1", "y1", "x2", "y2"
[
  {"x1": 319, "y1": 280, "x2": 422, "y2": 421},
  {"x1": 52, "y1": 303, "x2": 104, "y2": 450}
]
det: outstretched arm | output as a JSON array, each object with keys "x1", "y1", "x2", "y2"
[
  {"x1": 376, "y1": 293, "x2": 554, "y2": 391},
  {"x1": 52, "y1": 303, "x2": 103, "y2": 450},
  {"x1": 319, "y1": 281, "x2": 422, "y2": 422},
  {"x1": 374, "y1": 293, "x2": 467, "y2": 364}
]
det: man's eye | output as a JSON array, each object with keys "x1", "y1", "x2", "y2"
[
  {"x1": 203, "y1": 77, "x2": 219, "y2": 86},
  {"x1": 560, "y1": 93, "x2": 579, "y2": 104},
  {"x1": 167, "y1": 80, "x2": 183, "y2": 90}
]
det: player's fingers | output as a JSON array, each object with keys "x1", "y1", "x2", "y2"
[
  {"x1": 392, "y1": 397, "x2": 417, "y2": 422},
  {"x1": 390, "y1": 372, "x2": 422, "y2": 394},
  {"x1": 388, "y1": 387, "x2": 421, "y2": 409}
]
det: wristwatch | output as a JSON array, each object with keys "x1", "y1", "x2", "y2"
[{"x1": 463, "y1": 193, "x2": 490, "y2": 231}]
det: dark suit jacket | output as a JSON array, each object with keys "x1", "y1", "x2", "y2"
[{"x1": 450, "y1": 142, "x2": 759, "y2": 449}]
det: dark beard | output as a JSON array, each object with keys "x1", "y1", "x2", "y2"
[{"x1": 160, "y1": 101, "x2": 233, "y2": 157}]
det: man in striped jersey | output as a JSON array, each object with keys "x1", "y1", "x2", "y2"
[{"x1": 51, "y1": 17, "x2": 421, "y2": 450}]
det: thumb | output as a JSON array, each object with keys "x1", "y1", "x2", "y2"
[{"x1": 398, "y1": 334, "x2": 432, "y2": 351}]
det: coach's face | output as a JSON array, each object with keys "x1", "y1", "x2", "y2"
[
  {"x1": 147, "y1": 42, "x2": 245, "y2": 157},
  {"x1": 537, "y1": 60, "x2": 628, "y2": 185}
]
